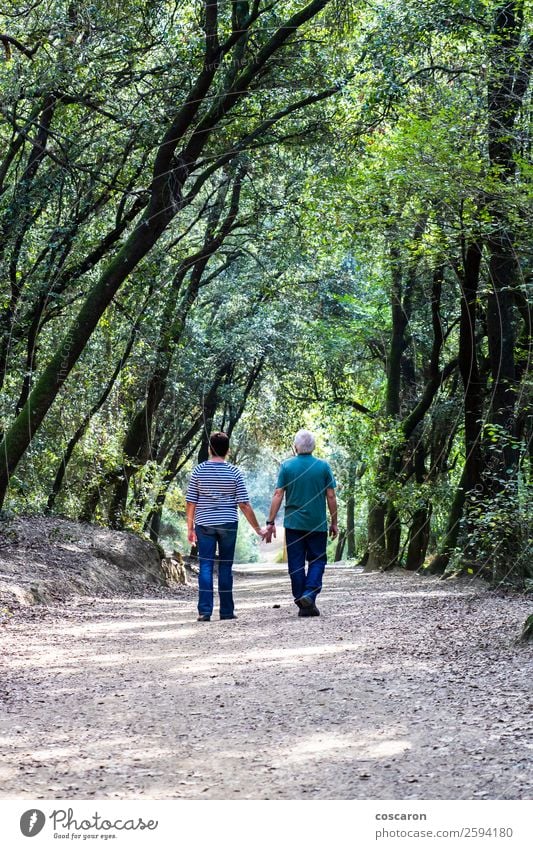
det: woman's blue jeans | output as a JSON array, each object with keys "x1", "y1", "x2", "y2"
[
  {"x1": 285, "y1": 528, "x2": 327, "y2": 604},
  {"x1": 196, "y1": 522, "x2": 238, "y2": 618}
]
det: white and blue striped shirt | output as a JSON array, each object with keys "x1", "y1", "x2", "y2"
[{"x1": 186, "y1": 461, "x2": 249, "y2": 526}]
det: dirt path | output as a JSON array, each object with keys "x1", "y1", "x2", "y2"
[{"x1": 1, "y1": 566, "x2": 531, "y2": 800}]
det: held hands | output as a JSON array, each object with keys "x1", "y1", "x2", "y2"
[{"x1": 263, "y1": 524, "x2": 276, "y2": 544}]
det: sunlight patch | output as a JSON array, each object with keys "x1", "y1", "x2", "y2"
[
  {"x1": 186, "y1": 642, "x2": 362, "y2": 673},
  {"x1": 280, "y1": 729, "x2": 411, "y2": 765}
]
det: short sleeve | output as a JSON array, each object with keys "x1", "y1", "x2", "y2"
[
  {"x1": 276, "y1": 464, "x2": 287, "y2": 489},
  {"x1": 235, "y1": 469, "x2": 250, "y2": 503},
  {"x1": 185, "y1": 467, "x2": 200, "y2": 503},
  {"x1": 325, "y1": 463, "x2": 336, "y2": 489}
]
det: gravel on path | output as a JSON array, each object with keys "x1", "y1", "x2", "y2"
[{"x1": 0, "y1": 566, "x2": 531, "y2": 800}]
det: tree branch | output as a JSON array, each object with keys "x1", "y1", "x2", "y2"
[{"x1": 0, "y1": 32, "x2": 39, "y2": 60}]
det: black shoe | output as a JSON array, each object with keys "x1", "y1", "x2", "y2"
[
  {"x1": 298, "y1": 605, "x2": 320, "y2": 617},
  {"x1": 197, "y1": 614, "x2": 211, "y2": 621},
  {"x1": 220, "y1": 614, "x2": 237, "y2": 620},
  {"x1": 295, "y1": 595, "x2": 314, "y2": 609}
]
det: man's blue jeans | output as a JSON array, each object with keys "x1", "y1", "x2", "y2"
[
  {"x1": 285, "y1": 528, "x2": 327, "y2": 604},
  {"x1": 196, "y1": 523, "x2": 238, "y2": 618}
]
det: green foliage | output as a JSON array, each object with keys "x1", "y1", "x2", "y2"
[
  {"x1": 448, "y1": 483, "x2": 533, "y2": 586},
  {"x1": 0, "y1": 1, "x2": 530, "y2": 590}
]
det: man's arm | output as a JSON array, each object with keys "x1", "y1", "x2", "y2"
[
  {"x1": 239, "y1": 502, "x2": 264, "y2": 537},
  {"x1": 186, "y1": 502, "x2": 197, "y2": 543},
  {"x1": 264, "y1": 487, "x2": 285, "y2": 542},
  {"x1": 326, "y1": 487, "x2": 338, "y2": 538}
]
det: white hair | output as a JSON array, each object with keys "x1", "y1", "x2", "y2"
[{"x1": 293, "y1": 429, "x2": 315, "y2": 454}]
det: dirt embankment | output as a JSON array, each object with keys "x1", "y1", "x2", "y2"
[{"x1": 0, "y1": 516, "x2": 186, "y2": 615}]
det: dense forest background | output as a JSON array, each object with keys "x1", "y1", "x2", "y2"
[{"x1": 0, "y1": 0, "x2": 531, "y2": 586}]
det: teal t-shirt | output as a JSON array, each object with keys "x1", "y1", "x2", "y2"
[{"x1": 277, "y1": 454, "x2": 336, "y2": 532}]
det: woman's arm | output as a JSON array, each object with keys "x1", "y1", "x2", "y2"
[
  {"x1": 186, "y1": 501, "x2": 197, "y2": 543},
  {"x1": 238, "y1": 502, "x2": 264, "y2": 537}
]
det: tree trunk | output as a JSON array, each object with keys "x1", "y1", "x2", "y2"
[
  {"x1": 428, "y1": 242, "x2": 484, "y2": 571},
  {"x1": 427, "y1": 463, "x2": 469, "y2": 574},
  {"x1": 384, "y1": 503, "x2": 401, "y2": 568},
  {"x1": 486, "y1": 230, "x2": 518, "y2": 485},
  {"x1": 460, "y1": 242, "x2": 484, "y2": 492},
  {"x1": 346, "y1": 493, "x2": 356, "y2": 559},
  {"x1": 405, "y1": 504, "x2": 432, "y2": 571},
  {"x1": 346, "y1": 461, "x2": 356, "y2": 559},
  {"x1": 366, "y1": 499, "x2": 387, "y2": 571},
  {"x1": 366, "y1": 236, "x2": 406, "y2": 572},
  {"x1": 365, "y1": 219, "x2": 429, "y2": 570},
  {"x1": 483, "y1": 0, "x2": 527, "y2": 493},
  {"x1": 334, "y1": 530, "x2": 346, "y2": 562}
]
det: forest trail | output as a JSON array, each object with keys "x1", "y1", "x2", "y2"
[{"x1": 1, "y1": 567, "x2": 531, "y2": 800}]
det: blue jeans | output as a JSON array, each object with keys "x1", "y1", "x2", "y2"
[
  {"x1": 196, "y1": 523, "x2": 238, "y2": 618},
  {"x1": 285, "y1": 528, "x2": 327, "y2": 604}
]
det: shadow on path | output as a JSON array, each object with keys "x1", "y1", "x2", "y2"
[{"x1": 0, "y1": 566, "x2": 531, "y2": 799}]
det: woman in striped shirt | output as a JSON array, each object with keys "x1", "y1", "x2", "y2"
[{"x1": 186, "y1": 432, "x2": 265, "y2": 621}]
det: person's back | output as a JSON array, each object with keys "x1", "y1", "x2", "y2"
[
  {"x1": 278, "y1": 453, "x2": 334, "y2": 532},
  {"x1": 187, "y1": 460, "x2": 247, "y2": 526}
]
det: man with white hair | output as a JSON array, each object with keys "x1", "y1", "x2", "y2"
[{"x1": 264, "y1": 429, "x2": 338, "y2": 616}]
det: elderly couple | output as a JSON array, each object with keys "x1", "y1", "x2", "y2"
[{"x1": 186, "y1": 429, "x2": 338, "y2": 621}]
